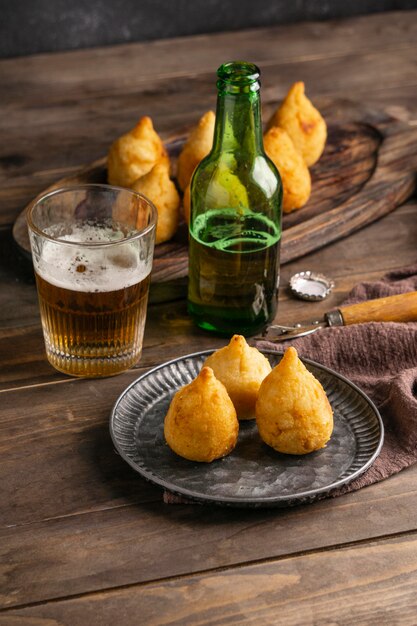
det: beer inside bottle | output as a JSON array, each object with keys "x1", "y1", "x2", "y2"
[{"x1": 187, "y1": 61, "x2": 283, "y2": 336}]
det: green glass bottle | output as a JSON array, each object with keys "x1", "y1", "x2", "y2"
[{"x1": 187, "y1": 61, "x2": 283, "y2": 336}]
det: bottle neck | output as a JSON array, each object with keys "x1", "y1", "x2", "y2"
[{"x1": 212, "y1": 90, "x2": 264, "y2": 156}]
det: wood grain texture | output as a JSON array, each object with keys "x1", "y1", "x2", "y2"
[
  {"x1": 1, "y1": 11, "x2": 417, "y2": 622},
  {"x1": 340, "y1": 291, "x2": 417, "y2": 325},
  {"x1": 2, "y1": 533, "x2": 417, "y2": 625},
  {"x1": 1, "y1": 464, "x2": 417, "y2": 609},
  {"x1": 2, "y1": 11, "x2": 416, "y2": 101}
]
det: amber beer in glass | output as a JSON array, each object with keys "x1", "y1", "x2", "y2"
[{"x1": 27, "y1": 185, "x2": 157, "y2": 377}]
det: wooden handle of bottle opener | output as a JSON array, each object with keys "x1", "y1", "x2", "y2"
[{"x1": 339, "y1": 291, "x2": 417, "y2": 325}]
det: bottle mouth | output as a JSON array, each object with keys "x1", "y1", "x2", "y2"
[{"x1": 217, "y1": 61, "x2": 260, "y2": 92}]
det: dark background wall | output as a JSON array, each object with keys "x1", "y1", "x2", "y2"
[{"x1": 1, "y1": 0, "x2": 417, "y2": 58}]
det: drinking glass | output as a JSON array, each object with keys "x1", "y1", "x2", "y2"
[{"x1": 27, "y1": 184, "x2": 157, "y2": 377}]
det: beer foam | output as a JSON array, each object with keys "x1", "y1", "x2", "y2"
[{"x1": 33, "y1": 225, "x2": 152, "y2": 293}]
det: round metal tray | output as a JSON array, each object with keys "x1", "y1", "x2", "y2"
[{"x1": 110, "y1": 350, "x2": 383, "y2": 507}]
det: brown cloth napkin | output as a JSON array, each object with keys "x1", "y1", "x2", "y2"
[{"x1": 164, "y1": 264, "x2": 417, "y2": 504}]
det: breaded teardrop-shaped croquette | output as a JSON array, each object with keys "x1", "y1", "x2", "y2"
[
  {"x1": 108, "y1": 116, "x2": 169, "y2": 188},
  {"x1": 204, "y1": 335, "x2": 272, "y2": 420},
  {"x1": 268, "y1": 82, "x2": 327, "y2": 166},
  {"x1": 264, "y1": 127, "x2": 311, "y2": 213},
  {"x1": 164, "y1": 367, "x2": 238, "y2": 462},
  {"x1": 177, "y1": 111, "x2": 215, "y2": 191},
  {"x1": 256, "y1": 347, "x2": 333, "y2": 454},
  {"x1": 132, "y1": 163, "x2": 180, "y2": 244}
]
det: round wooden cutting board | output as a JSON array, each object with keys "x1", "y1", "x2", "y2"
[{"x1": 13, "y1": 98, "x2": 417, "y2": 286}]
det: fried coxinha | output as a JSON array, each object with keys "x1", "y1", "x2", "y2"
[{"x1": 164, "y1": 339, "x2": 333, "y2": 462}]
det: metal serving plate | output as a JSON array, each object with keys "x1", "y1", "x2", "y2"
[{"x1": 110, "y1": 350, "x2": 383, "y2": 508}]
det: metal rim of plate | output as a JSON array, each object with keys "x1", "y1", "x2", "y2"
[{"x1": 110, "y1": 349, "x2": 384, "y2": 508}]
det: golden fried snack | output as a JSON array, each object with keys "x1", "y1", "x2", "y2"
[
  {"x1": 204, "y1": 335, "x2": 272, "y2": 420},
  {"x1": 268, "y1": 82, "x2": 327, "y2": 166},
  {"x1": 256, "y1": 347, "x2": 333, "y2": 454},
  {"x1": 132, "y1": 163, "x2": 180, "y2": 245},
  {"x1": 264, "y1": 127, "x2": 311, "y2": 213},
  {"x1": 164, "y1": 367, "x2": 239, "y2": 462},
  {"x1": 177, "y1": 111, "x2": 215, "y2": 191},
  {"x1": 108, "y1": 116, "x2": 169, "y2": 188}
]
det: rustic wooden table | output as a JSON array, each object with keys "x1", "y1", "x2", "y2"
[{"x1": 1, "y1": 10, "x2": 417, "y2": 625}]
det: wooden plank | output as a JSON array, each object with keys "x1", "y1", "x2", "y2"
[
  {"x1": 2, "y1": 532, "x2": 416, "y2": 625},
  {"x1": 0, "y1": 11, "x2": 416, "y2": 105},
  {"x1": 2, "y1": 43, "x2": 416, "y2": 139},
  {"x1": 0, "y1": 230, "x2": 39, "y2": 331},
  {"x1": 3, "y1": 533, "x2": 415, "y2": 625},
  {"x1": 1, "y1": 40, "x2": 416, "y2": 127},
  {"x1": 1, "y1": 474, "x2": 416, "y2": 609},
  {"x1": 0, "y1": 369, "x2": 161, "y2": 526}
]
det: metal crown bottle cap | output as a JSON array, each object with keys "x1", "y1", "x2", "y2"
[{"x1": 289, "y1": 271, "x2": 335, "y2": 301}]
